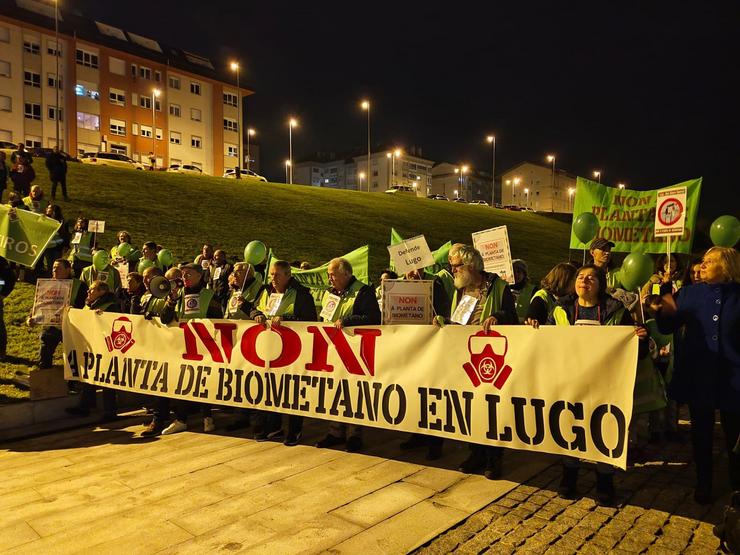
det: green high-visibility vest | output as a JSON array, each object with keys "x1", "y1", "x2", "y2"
[
  {"x1": 256, "y1": 287, "x2": 298, "y2": 317},
  {"x1": 176, "y1": 288, "x2": 215, "y2": 320},
  {"x1": 435, "y1": 269, "x2": 455, "y2": 303},
  {"x1": 68, "y1": 232, "x2": 94, "y2": 263},
  {"x1": 83, "y1": 298, "x2": 117, "y2": 312},
  {"x1": 321, "y1": 279, "x2": 365, "y2": 323},
  {"x1": 532, "y1": 289, "x2": 557, "y2": 318},
  {"x1": 80, "y1": 264, "x2": 121, "y2": 291},
  {"x1": 23, "y1": 196, "x2": 49, "y2": 214},
  {"x1": 243, "y1": 272, "x2": 263, "y2": 303},
  {"x1": 513, "y1": 282, "x2": 536, "y2": 323},
  {"x1": 552, "y1": 304, "x2": 625, "y2": 326},
  {"x1": 450, "y1": 277, "x2": 507, "y2": 323},
  {"x1": 140, "y1": 292, "x2": 165, "y2": 316}
]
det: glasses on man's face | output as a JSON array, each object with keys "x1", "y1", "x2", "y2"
[{"x1": 450, "y1": 263, "x2": 466, "y2": 269}]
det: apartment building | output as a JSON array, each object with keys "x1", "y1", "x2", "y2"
[
  {"x1": 0, "y1": 0, "x2": 253, "y2": 175},
  {"x1": 430, "y1": 162, "x2": 493, "y2": 202},
  {"x1": 500, "y1": 161, "x2": 577, "y2": 212},
  {"x1": 293, "y1": 146, "x2": 434, "y2": 195}
]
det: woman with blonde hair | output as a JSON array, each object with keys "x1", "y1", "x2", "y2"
[{"x1": 656, "y1": 246, "x2": 740, "y2": 504}]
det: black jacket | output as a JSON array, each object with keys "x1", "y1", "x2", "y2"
[
  {"x1": 45, "y1": 151, "x2": 67, "y2": 178},
  {"x1": 87, "y1": 291, "x2": 121, "y2": 312},
  {"x1": 0, "y1": 261, "x2": 17, "y2": 297},
  {"x1": 332, "y1": 276, "x2": 381, "y2": 327},
  {"x1": 250, "y1": 277, "x2": 318, "y2": 322}
]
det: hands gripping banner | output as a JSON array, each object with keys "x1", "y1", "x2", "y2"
[{"x1": 64, "y1": 309, "x2": 639, "y2": 468}]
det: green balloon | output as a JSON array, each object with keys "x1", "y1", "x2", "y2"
[
  {"x1": 157, "y1": 248, "x2": 174, "y2": 267},
  {"x1": 92, "y1": 250, "x2": 109, "y2": 271},
  {"x1": 117, "y1": 242, "x2": 132, "y2": 258},
  {"x1": 243, "y1": 240, "x2": 266, "y2": 265},
  {"x1": 573, "y1": 212, "x2": 599, "y2": 244},
  {"x1": 709, "y1": 215, "x2": 740, "y2": 247},
  {"x1": 620, "y1": 252, "x2": 654, "y2": 292},
  {"x1": 138, "y1": 259, "x2": 155, "y2": 273}
]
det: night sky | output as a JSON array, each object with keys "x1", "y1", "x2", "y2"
[{"x1": 67, "y1": 0, "x2": 735, "y2": 218}]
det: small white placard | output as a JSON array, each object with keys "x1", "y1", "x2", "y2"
[
  {"x1": 387, "y1": 234, "x2": 435, "y2": 275},
  {"x1": 266, "y1": 293, "x2": 284, "y2": 316},
  {"x1": 654, "y1": 186, "x2": 687, "y2": 237},
  {"x1": 472, "y1": 226, "x2": 514, "y2": 284},
  {"x1": 381, "y1": 279, "x2": 433, "y2": 325},
  {"x1": 320, "y1": 293, "x2": 341, "y2": 322},
  {"x1": 451, "y1": 294, "x2": 478, "y2": 325},
  {"x1": 31, "y1": 279, "x2": 72, "y2": 326},
  {"x1": 87, "y1": 220, "x2": 106, "y2": 233}
]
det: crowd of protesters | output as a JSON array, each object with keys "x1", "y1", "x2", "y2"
[{"x1": 0, "y1": 205, "x2": 736, "y2": 509}]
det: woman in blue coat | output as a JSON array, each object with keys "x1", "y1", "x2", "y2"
[{"x1": 656, "y1": 246, "x2": 740, "y2": 504}]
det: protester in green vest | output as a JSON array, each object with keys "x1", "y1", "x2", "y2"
[
  {"x1": 530, "y1": 264, "x2": 648, "y2": 506},
  {"x1": 140, "y1": 241, "x2": 164, "y2": 272},
  {"x1": 589, "y1": 237, "x2": 622, "y2": 289},
  {"x1": 438, "y1": 245, "x2": 518, "y2": 479},
  {"x1": 110, "y1": 231, "x2": 141, "y2": 270},
  {"x1": 137, "y1": 266, "x2": 166, "y2": 320},
  {"x1": 524, "y1": 262, "x2": 577, "y2": 326},
  {"x1": 641, "y1": 253, "x2": 684, "y2": 299},
  {"x1": 27, "y1": 258, "x2": 87, "y2": 369},
  {"x1": 80, "y1": 249, "x2": 122, "y2": 292},
  {"x1": 510, "y1": 259, "x2": 537, "y2": 323},
  {"x1": 157, "y1": 263, "x2": 223, "y2": 436},
  {"x1": 67, "y1": 217, "x2": 95, "y2": 278},
  {"x1": 315, "y1": 257, "x2": 381, "y2": 453},
  {"x1": 250, "y1": 260, "x2": 318, "y2": 446},
  {"x1": 22, "y1": 185, "x2": 49, "y2": 214},
  {"x1": 65, "y1": 280, "x2": 121, "y2": 420},
  {"x1": 194, "y1": 243, "x2": 214, "y2": 282}
]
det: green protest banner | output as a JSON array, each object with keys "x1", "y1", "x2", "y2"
[
  {"x1": 389, "y1": 228, "x2": 451, "y2": 274},
  {"x1": 267, "y1": 245, "x2": 370, "y2": 306},
  {"x1": 0, "y1": 205, "x2": 61, "y2": 267},
  {"x1": 569, "y1": 177, "x2": 702, "y2": 254}
]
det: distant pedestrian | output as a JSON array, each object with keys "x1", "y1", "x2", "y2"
[
  {"x1": 0, "y1": 152, "x2": 9, "y2": 201},
  {"x1": 10, "y1": 143, "x2": 34, "y2": 196},
  {"x1": 41, "y1": 204, "x2": 70, "y2": 277},
  {"x1": 148, "y1": 151, "x2": 156, "y2": 171},
  {"x1": 45, "y1": 146, "x2": 69, "y2": 201}
]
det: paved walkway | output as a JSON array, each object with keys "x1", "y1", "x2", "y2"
[{"x1": 0, "y1": 412, "x2": 732, "y2": 554}]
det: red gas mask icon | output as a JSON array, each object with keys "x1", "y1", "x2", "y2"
[
  {"x1": 105, "y1": 316, "x2": 135, "y2": 354},
  {"x1": 462, "y1": 330, "x2": 512, "y2": 388}
]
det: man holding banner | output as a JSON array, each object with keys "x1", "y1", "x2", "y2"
[
  {"x1": 315, "y1": 257, "x2": 381, "y2": 452},
  {"x1": 445, "y1": 245, "x2": 517, "y2": 479}
]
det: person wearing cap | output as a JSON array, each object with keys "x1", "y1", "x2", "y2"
[
  {"x1": 314, "y1": 257, "x2": 381, "y2": 453},
  {"x1": 250, "y1": 260, "x2": 318, "y2": 445},
  {"x1": 510, "y1": 259, "x2": 537, "y2": 323},
  {"x1": 156, "y1": 263, "x2": 223, "y2": 436},
  {"x1": 589, "y1": 238, "x2": 622, "y2": 289},
  {"x1": 439, "y1": 245, "x2": 518, "y2": 479}
]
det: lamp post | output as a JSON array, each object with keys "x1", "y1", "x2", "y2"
[
  {"x1": 524, "y1": 187, "x2": 530, "y2": 209},
  {"x1": 568, "y1": 187, "x2": 575, "y2": 211},
  {"x1": 592, "y1": 170, "x2": 601, "y2": 183},
  {"x1": 393, "y1": 148, "x2": 401, "y2": 187},
  {"x1": 230, "y1": 61, "x2": 242, "y2": 178},
  {"x1": 358, "y1": 171, "x2": 365, "y2": 191},
  {"x1": 361, "y1": 100, "x2": 371, "y2": 192},
  {"x1": 546, "y1": 154, "x2": 556, "y2": 211},
  {"x1": 617, "y1": 182, "x2": 626, "y2": 190},
  {"x1": 246, "y1": 128, "x2": 255, "y2": 171},
  {"x1": 288, "y1": 117, "x2": 297, "y2": 184},
  {"x1": 486, "y1": 135, "x2": 496, "y2": 206},
  {"x1": 284, "y1": 160, "x2": 291, "y2": 183},
  {"x1": 151, "y1": 88, "x2": 160, "y2": 169},
  {"x1": 454, "y1": 189, "x2": 459, "y2": 200},
  {"x1": 513, "y1": 176, "x2": 521, "y2": 206},
  {"x1": 54, "y1": 0, "x2": 60, "y2": 149}
]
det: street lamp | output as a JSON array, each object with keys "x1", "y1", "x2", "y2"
[
  {"x1": 618, "y1": 183, "x2": 626, "y2": 190},
  {"x1": 288, "y1": 117, "x2": 298, "y2": 184},
  {"x1": 486, "y1": 135, "x2": 496, "y2": 206},
  {"x1": 284, "y1": 159, "x2": 291, "y2": 183},
  {"x1": 387, "y1": 149, "x2": 401, "y2": 188},
  {"x1": 546, "y1": 154, "x2": 556, "y2": 212},
  {"x1": 246, "y1": 128, "x2": 255, "y2": 171},
  {"x1": 230, "y1": 61, "x2": 242, "y2": 178},
  {"x1": 513, "y1": 176, "x2": 521, "y2": 206},
  {"x1": 592, "y1": 170, "x2": 601, "y2": 183},
  {"x1": 361, "y1": 100, "x2": 371, "y2": 192},
  {"x1": 568, "y1": 187, "x2": 575, "y2": 211},
  {"x1": 358, "y1": 171, "x2": 365, "y2": 191},
  {"x1": 151, "y1": 88, "x2": 160, "y2": 170}
]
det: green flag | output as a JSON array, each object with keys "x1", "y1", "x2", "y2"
[
  {"x1": 569, "y1": 177, "x2": 702, "y2": 254},
  {"x1": 0, "y1": 205, "x2": 61, "y2": 267},
  {"x1": 268, "y1": 245, "x2": 370, "y2": 306}
]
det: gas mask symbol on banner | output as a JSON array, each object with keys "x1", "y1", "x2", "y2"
[
  {"x1": 105, "y1": 316, "x2": 135, "y2": 354},
  {"x1": 462, "y1": 330, "x2": 512, "y2": 388}
]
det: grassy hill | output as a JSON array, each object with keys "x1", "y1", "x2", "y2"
[{"x1": 0, "y1": 164, "x2": 572, "y2": 402}]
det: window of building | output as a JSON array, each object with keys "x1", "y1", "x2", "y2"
[
  {"x1": 168, "y1": 75, "x2": 180, "y2": 89},
  {"x1": 75, "y1": 82, "x2": 100, "y2": 100},
  {"x1": 154, "y1": 70, "x2": 161, "y2": 82},
  {"x1": 109, "y1": 118, "x2": 126, "y2": 136},
  {"x1": 110, "y1": 144, "x2": 127, "y2": 155},
  {"x1": 47, "y1": 39, "x2": 61, "y2": 56},
  {"x1": 24, "y1": 102, "x2": 41, "y2": 120},
  {"x1": 0, "y1": 26, "x2": 9, "y2": 43},
  {"x1": 109, "y1": 56, "x2": 125, "y2": 76},
  {"x1": 169, "y1": 103, "x2": 181, "y2": 117},
  {"x1": 0, "y1": 95, "x2": 11, "y2": 111},
  {"x1": 139, "y1": 66, "x2": 152, "y2": 80},
  {"x1": 132, "y1": 123, "x2": 139, "y2": 135},
  {"x1": 225, "y1": 144, "x2": 237, "y2": 157},
  {"x1": 154, "y1": 98, "x2": 161, "y2": 111},
  {"x1": 47, "y1": 106, "x2": 62, "y2": 121},
  {"x1": 75, "y1": 48, "x2": 99, "y2": 69},
  {"x1": 170, "y1": 131, "x2": 181, "y2": 145},
  {"x1": 155, "y1": 128, "x2": 162, "y2": 141},
  {"x1": 76, "y1": 112, "x2": 99, "y2": 130},
  {"x1": 25, "y1": 135, "x2": 41, "y2": 148},
  {"x1": 23, "y1": 39, "x2": 40, "y2": 54},
  {"x1": 47, "y1": 73, "x2": 62, "y2": 88},
  {"x1": 139, "y1": 95, "x2": 152, "y2": 109},
  {"x1": 23, "y1": 70, "x2": 40, "y2": 87},
  {"x1": 130, "y1": 64, "x2": 137, "y2": 78},
  {"x1": 190, "y1": 81, "x2": 201, "y2": 95},
  {"x1": 0, "y1": 60, "x2": 10, "y2": 77},
  {"x1": 190, "y1": 108, "x2": 201, "y2": 121},
  {"x1": 140, "y1": 125, "x2": 152, "y2": 138},
  {"x1": 109, "y1": 87, "x2": 126, "y2": 106},
  {"x1": 223, "y1": 92, "x2": 238, "y2": 107},
  {"x1": 223, "y1": 118, "x2": 238, "y2": 132},
  {"x1": 191, "y1": 135, "x2": 202, "y2": 148}
]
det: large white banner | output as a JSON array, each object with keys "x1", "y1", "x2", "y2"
[{"x1": 63, "y1": 309, "x2": 639, "y2": 468}]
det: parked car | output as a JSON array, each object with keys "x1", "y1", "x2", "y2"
[
  {"x1": 494, "y1": 203, "x2": 503, "y2": 209},
  {"x1": 0, "y1": 140, "x2": 17, "y2": 158},
  {"x1": 453, "y1": 197, "x2": 467, "y2": 203},
  {"x1": 223, "y1": 168, "x2": 268, "y2": 182},
  {"x1": 427, "y1": 194, "x2": 449, "y2": 201},
  {"x1": 80, "y1": 152, "x2": 145, "y2": 170},
  {"x1": 504, "y1": 205, "x2": 522, "y2": 211},
  {"x1": 384, "y1": 185, "x2": 416, "y2": 195},
  {"x1": 30, "y1": 147, "x2": 79, "y2": 162},
  {"x1": 167, "y1": 164, "x2": 203, "y2": 175},
  {"x1": 469, "y1": 200, "x2": 488, "y2": 206}
]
